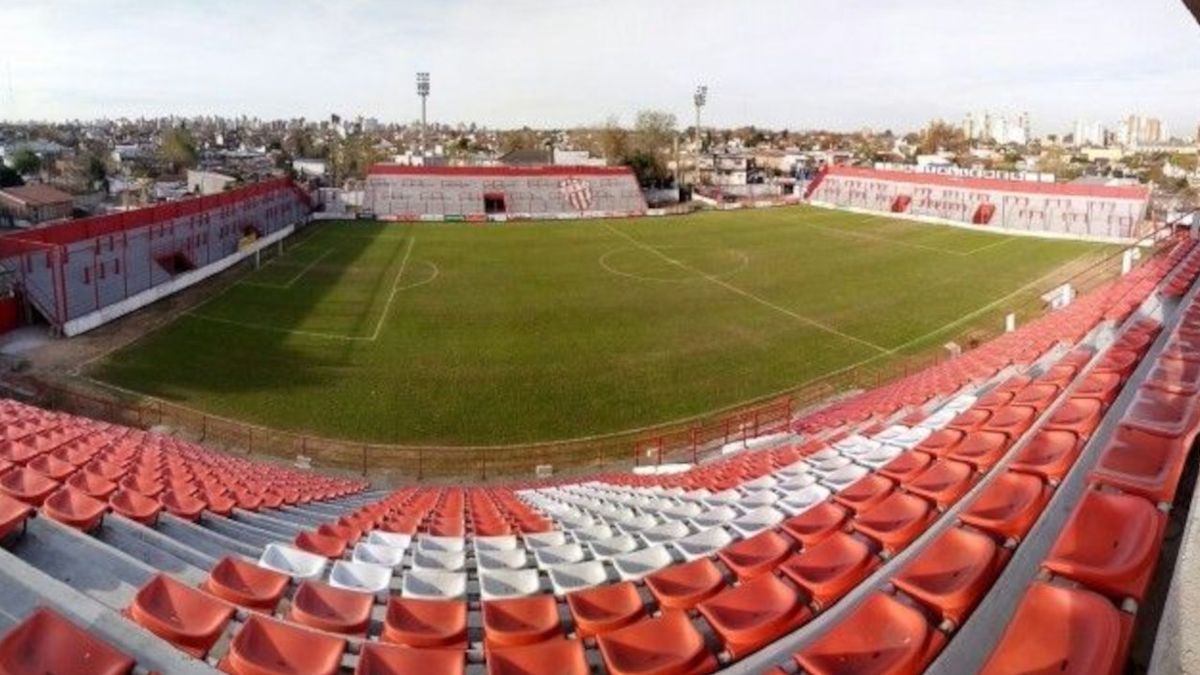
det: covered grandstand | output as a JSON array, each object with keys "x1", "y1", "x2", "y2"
[
  {"x1": 807, "y1": 165, "x2": 1152, "y2": 242},
  {"x1": 363, "y1": 165, "x2": 647, "y2": 221}
]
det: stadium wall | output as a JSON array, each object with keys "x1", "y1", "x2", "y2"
[
  {"x1": 808, "y1": 165, "x2": 1151, "y2": 242},
  {"x1": 364, "y1": 165, "x2": 648, "y2": 220},
  {"x1": 0, "y1": 178, "x2": 313, "y2": 335}
]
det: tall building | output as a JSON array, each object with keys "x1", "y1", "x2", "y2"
[
  {"x1": 962, "y1": 111, "x2": 1031, "y2": 145},
  {"x1": 1120, "y1": 115, "x2": 1166, "y2": 146},
  {"x1": 1072, "y1": 120, "x2": 1107, "y2": 147}
]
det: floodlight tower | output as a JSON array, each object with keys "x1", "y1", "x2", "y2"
[
  {"x1": 417, "y1": 72, "x2": 431, "y2": 156},
  {"x1": 693, "y1": 85, "x2": 708, "y2": 185}
]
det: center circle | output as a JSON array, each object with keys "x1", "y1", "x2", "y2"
[{"x1": 599, "y1": 245, "x2": 749, "y2": 283}]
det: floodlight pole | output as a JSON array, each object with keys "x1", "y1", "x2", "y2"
[
  {"x1": 417, "y1": 72, "x2": 431, "y2": 156},
  {"x1": 693, "y1": 85, "x2": 707, "y2": 186}
]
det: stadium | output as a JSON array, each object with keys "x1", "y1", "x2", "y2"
[{"x1": 0, "y1": 2, "x2": 1198, "y2": 675}]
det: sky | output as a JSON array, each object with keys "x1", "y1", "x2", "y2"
[{"x1": 2, "y1": 0, "x2": 1199, "y2": 135}]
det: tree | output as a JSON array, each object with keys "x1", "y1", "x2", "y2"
[
  {"x1": 916, "y1": 120, "x2": 968, "y2": 156},
  {"x1": 9, "y1": 148, "x2": 40, "y2": 175},
  {"x1": 629, "y1": 110, "x2": 677, "y2": 187},
  {"x1": 499, "y1": 127, "x2": 539, "y2": 154},
  {"x1": 159, "y1": 127, "x2": 198, "y2": 173},
  {"x1": 0, "y1": 164, "x2": 22, "y2": 188},
  {"x1": 597, "y1": 117, "x2": 630, "y2": 165}
]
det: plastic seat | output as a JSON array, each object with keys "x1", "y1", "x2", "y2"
[
  {"x1": 547, "y1": 560, "x2": 609, "y2": 596},
  {"x1": 1074, "y1": 371, "x2": 1122, "y2": 405},
  {"x1": 329, "y1": 560, "x2": 393, "y2": 595},
  {"x1": 402, "y1": 569, "x2": 467, "y2": 599},
  {"x1": 353, "y1": 542, "x2": 406, "y2": 568},
  {"x1": 913, "y1": 428, "x2": 965, "y2": 456},
  {"x1": 781, "y1": 501, "x2": 850, "y2": 546},
  {"x1": 220, "y1": 613, "x2": 347, "y2": 675},
  {"x1": 159, "y1": 489, "x2": 206, "y2": 521},
  {"x1": 946, "y1": 408, "x2": 991, "y2": 433},
  {"x1": 717, "y1": 529, "x2": 793, "y2": 580},
  {"x1": 879, "y1": 450, "x2": 935, "y2": 482},
  {"x1": 645, "y1": 557, "x2": 727, "y2": 610},
  {"x1": 1010, "y1": 383, "x2": 1061, "y2": 412},
  {"x1": 974, "y1": 388, "x2": 1015, "y2": 410},
  {"x1": 290, "y1": 580, "x2": 375, "y2": 634},
  {"x1": 418, "y1": 534, "x2": 466, "y2": 552},
  {"x1": 892, "y1": 527, "x2": 1002, "y2": 625},
  {"x1": 980, "y1": 405, "x2": 1038, "y2": 440},
  {"x1": 979, "y1": 582, "x2": 1130, "y2": 675},
  {"x1": 833, "y1": 474, "x2": 896, "y2": 514},
  {"x1": 1123, "y1": 387, "x2": 1200, "y2": 437},
  {"x1": 698, "y1": 573, "x2": 812, "y2": 658},
  {"x1": 671, "y1": 527, "x2": 734, "y2": 562},
  {"x1": 612, "y1": 543, "x2": 674, "y2": 581},
  {"x1": 905, "y1": 460, "x2": 975, "y2": 509},
  {"x1": 1146, "y1": 355, "x2": 1200, "y2": 395},
  {"x1": 1091, "y1": 424, "x2": 1189, "y2": 503},
  {"x1": 368, "y1": 531, "x2": 412, "y2": 550},
  {"x1": 258, "y1": 543, "x2": 328, "y2": 580},
  {"x1": 204, "y1": 556, "x2": 290, "y2": 610},
  {"x1": 821, "y1": 464, "x2": 871, "y2": 492},
  {"x1": 727, "y1": 506, "x2": 785, "y2": 538},
  {"x1": 110, "y1": 486, "x2": 163, "y2": 525},
  {"x1": 566, "y1": 581, "x2": 646, "y2": 638},
  {"x1": 482, "y1": 594, "x2": 561, "y2": 648},
  {"x1": 1093, "y1": 348, "x2": 1140, "y2": 378},
  {"x1": 479, "y1": 568, "x2": 542, "y2": 600},
  {"x1": 355, "y1": 643, "x2": 465, "y2": 675},
  {"x1": 128, "y1": 573, "x2": 235, "y2": 657},
  {"x1": 597, "y1": 610, "x2": 717, "y2": 675},
  {"x1": 777, "y1": 484, "x2": 833, "y2": 517},
  {"x1": 853, "y1": 492, "x2": 935, "y2": 553},
  {"x1": 778, "y1": 531, "x2": 878, "y2": 608},
  {"x1": 793, "y1": 592, "x2": 944, "y2": 675},
  {"x1": 0, "y1": 492, "x2": 35, "y2": 541},
  {"x1": 382, "y1": 597, "x2": 468, "y2": 648},
  {"x1": 959, "y1": 471, "x2": 1048, "y2": 541},
  {"x1": 66, "y1": 470, "x2": 118, "y2": 499},
  {"x1": 1042, "y1": 490, "x2": 1165, "y2": 602},
  {"x1": 486, "y1": 637, "x2": 590, "y2": 675},
  {"x1": 947, "y1": 431, "x2": 1010, "y2": 470},
  {"x1": 27, "y1": 453, "x2": 76, "y2": 481},
  {"x1": 0, "y1": 607, "x2": 136, "y2": 675},
  {"x1": 1044, "y1": 398, "x2": 1105, "y2": 440},
  {"x1": 295, "y1": 530, "x2": 348, "y2": 559},
  {"x1": 0, "y1": 466, "x2": 59, "y2": 505},
  {"x1": 533, "y1": 543, "x2": 586, "y2": 569},
  {"x1": 1009, "y1": 429, "x2": 1082, "y2": 481}
]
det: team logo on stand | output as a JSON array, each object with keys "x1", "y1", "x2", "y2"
[{"x1": 559, "y1": 178, "x2": 594, "y2": 211}]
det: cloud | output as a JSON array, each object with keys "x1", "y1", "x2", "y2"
[{"x1": 1, "y1": 0, "x2": 1197, "y2": 135}]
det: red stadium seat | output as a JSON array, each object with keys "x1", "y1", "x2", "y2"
[
  {"x1": 486, "y1": 637, "x2": 590, "y2": 675},
  {"x1": 0, "y1": 466, "x2": 59, "y2": 505},
  {"x1": 127, "y1": 573, "x2": 235, "y2": 658},
  {"x1": 295, "y1": 530, "x2": 348, "y2": 558},
  {"x1": 946, "y1": 409, "x2": 992, "y2": 433},
  {"x1": 833, "y1": 473, "x2": 896, "y2": 513},
  {"x1": 892, "y1": 527, "x2": 1002, "y2": 625},
  {"x1": 717, "y1": 530, "x2": 794, "y2": 580},
  {"x1": 0, "y1": 492, "x2": 35, "y2": 541},
  {"x1": 1073, "y1": 371, "x2": 1122, "y2": 405},
  {"x1": 645, "y1": 558, "x2": 727, "y2": 610},
  {"x1": 1043, "y1": 398, "x2": 1105, "y2": 441},
  {"x1": 914, "y1": 428, "x2": 965, "y2": 457},
  {"x1": 906, "y1": 460, "x2": 976, "y2": 509},
  {"x1": 778, "y1": 531, "x2": 878, "y2": 609},
  {"x1": 1008, "y1": 429, "x2": 1082, "y2": 482},
  {"x1": 698, "y1": 573, "x2": 812, "y2": 658},
  {"x1": 0, "y1": 607, "x2": 136, "y2": 675},
  {"x1": 980, "y1": 582, "x2": 1130, "y2": 675},
  {"x1": 1042, "y1": 490, "x2": 1165, "y2": 602},
  {"x1": 566, "y1": 581, "x2": 646, "y2": 638},
  {"x1": 27, "y1": 453, "x2": 76, "y2": 481},
  {"x1": 383, "y1": 598, "x2": 468, "y2": 648},
  {"x1": 289, "y1": 581, "x2": 374, "y2": 635},
  {"x1": 780, "y1": 501, "x2": 850, "y2": 546},
  {"x1": 947, "y1": 431, "x2": 1010, "y2": 470},
  {"x1": 220, "y1": 614, "x2": 346, "y2": 675},
  {"x1": 980, "y1": 405, "x2": 1038, "y2": 440},
  {"x1": 879, "y1": 450, "x2": 935, "y2": 482},
  {"x1": 793, "y1": 592, "x2": 944, "y2": 675},
  {"x1": 109, "y1": 488, "x2": 162, "y2": 525},
  {"x1": 597, "y1": 611, "x2": 717, "y2": 675},
  {"x1": 854, "y1": 492, "x2": 935, "y2": 553},
  {"x1": 67, "y1": 470, "x2": 118, "y2": 500},
  {"x1": 482, "y1": 594, "x2": 562, "y2": 648},
  {"x1": 1146, "y1": 355, "x2": 1200, "y2": 395},
  {"x1": 355, "y1": 643, "x2": 465, "y2": 675},
  {"x1": 1123, "y1": 387, "x2": 1200, "y2": 437},
  {"x1": 959, "y1": 471, "x2": 1048, "y2": 541},
  {"x1": 203, "y1": 556, "x2": 290, "y2": 610},
  {"x1": 42, "y1": 486, "x2": 107, "y2": 531},
  {"x1": 159, "y1": 490, "x2": 206, "y2": 521},
  {"x1": 1091, "y1": 424, "x2": 1190, "y2": 503},
  {"x1": 1010, "y1": 383, "x2": 1061, "y2": 412}
]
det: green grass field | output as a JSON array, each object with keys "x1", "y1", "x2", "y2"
[{"x1": 92, "y1": 206, "x2": 1113, "y2": 445}]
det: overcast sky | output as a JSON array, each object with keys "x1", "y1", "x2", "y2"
[{"x1": 2, "y1": 0, "x2": 1198, "y2": 135}]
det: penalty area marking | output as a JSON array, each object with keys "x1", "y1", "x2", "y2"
[
  {"x1": 601, "y1": 222, "x2": 890, "y2": 355},
  {"x1": 240, "y1": 248, "x2": 334, "y2": 290}
]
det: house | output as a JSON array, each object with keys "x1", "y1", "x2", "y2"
[
  {"x1": 292, "y1": 158, "x2": 327, "y2": 179},
  {"x1": 186, "y1": 170, "x2": 238, "y2": 195},
  {"x1": 0, "y1": 184, "x2": 74, "y2": 225}
]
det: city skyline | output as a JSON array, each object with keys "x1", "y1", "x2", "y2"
[{"x1": 1, "y1": 0, "x2": 1199, "y2": 134}]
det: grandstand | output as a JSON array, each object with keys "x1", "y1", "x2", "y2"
[
  {"x1": 363, "y1": 165, "x2": 647, "y2": 221},
  {"x1": 0, "y1": 179, "x2": 313, "y2": 336},
  {"x1": 0, "y1": 222, "x2": 1199, "y2": 673},
  {"x1": 807, "y1": 165, "x2": 1152, "y2": 242}
]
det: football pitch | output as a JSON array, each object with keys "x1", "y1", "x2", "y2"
[{"x1": 93, "y1": 207, "x2": 1114, "y2": 445}]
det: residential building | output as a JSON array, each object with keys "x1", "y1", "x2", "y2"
[{"x1": 0, "y1": 184, "x2": 74, "y2": 225}]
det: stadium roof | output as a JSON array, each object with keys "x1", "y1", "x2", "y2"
[
  {"x1": 367, "y1": 164, "x2": 634, "y2": 178},
  {"x1": 826, "y1": 165, "x2": 1151, "y2": 200}
]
